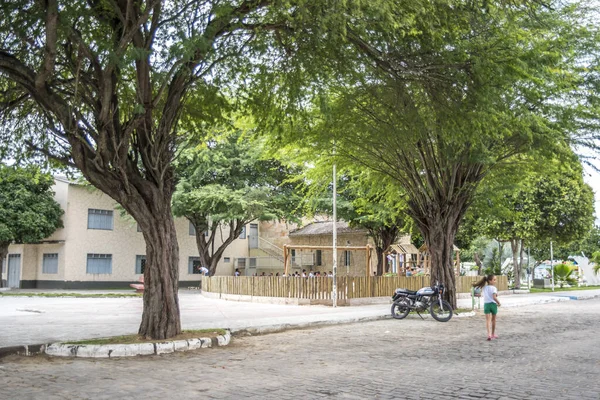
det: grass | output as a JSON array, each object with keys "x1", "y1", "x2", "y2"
[
  {"x1": 529, "y1": 285, "x2": 600, "y2": 293},
  {"x1": 63, "y1": 329, "x2": 228, "y2": 345},
  {"x1": 0, "y1": 292, "x2": 142, "y2": 298}
]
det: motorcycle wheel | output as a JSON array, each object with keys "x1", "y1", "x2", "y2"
[
  {"x1": 430, "y1": 300, "x2": 453, "y2": 322},
  {"x1": 391, "y1": 300, "x2": 410, "y2": 320}
]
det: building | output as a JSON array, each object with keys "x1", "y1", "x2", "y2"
[
  {"x1": 286, "y1": 221, "x2": 376, "y2": 276},
  {"x1": 0, "y1": 177, "x2": 270, "y2": 289}
]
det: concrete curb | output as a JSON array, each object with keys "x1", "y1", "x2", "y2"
[
  {"x1": 1, "y1": 330, "x2": 232, "y2": 359},
  {"x1": 231, "y1": 309, "x2": 475, "y2": 337}
]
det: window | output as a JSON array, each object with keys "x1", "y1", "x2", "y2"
[
  {"x1": 316, "y1": 250, "x2": 322, "y2": 266},
  {"x1": 224, "y1": 257, "x2": 231, "y2": 263},
  {"x1": 135, "y1": 255, "x2": 146, "y2": 274},
  {"x1": 249, "y1": 258, "x2": 256, "y2": 268},
  {"x1": 291, "y1": 249, "x2": 296, "y2": 264},
  {"x1": 42, "y1": 253, "x2": 59, "y2": 274},
  {"x1": 188, "y1": 257, "x2": 202, "y2": 274},
  {"x1": 88, "y1": 209, "x2": 113, "y2": 230},
  {"x1": 189, "y1": 222, "x2": 209, "y2": 237},
  {"x1": 86, "y1": 254, "x2": 112, "y2": 274},
  {"x1": 344, "y1": 251, "x2": 351, "y2": 267},
  {"x1": 239, "y1": 226, "x2": 246, "y2": 239},
  {"x1": 237, "y1": 258, "x2": 246, "y2": 268}
]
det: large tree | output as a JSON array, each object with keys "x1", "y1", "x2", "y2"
[
  {"x1": 466, "y1": 155, "x2": 595, "y2": 288},
  {"x1": 0, "y1": 165, "x2": 63, "y2": 287},
  {"x1": 172, "y1": 130, "x2": 302, "y2": 275},
  {"x1": 0, "y1": 0, "x2": 340, "y2": 338},
  {"x1": 282, "y1": 1, "x2": 600, "y2": 307}
]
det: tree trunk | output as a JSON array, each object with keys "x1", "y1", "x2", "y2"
[
  {"x1": 511, "y1": 239, "x2": 521, "y2": 289},
  {"x1": 474, "y1": 252, "x2": 483, "y2": 276},
  {"x1": 0, "y1": 241, "x2": 9, "y2": 288},
  {"x1": 416, "y1": 211, "x2": 459, "y2": 309},
  {"x1": 519, "y1": 239, "x2": 525, "y2": 285},
  {"x1": 136, "y1": 204, "x2": 181, "y2": 340},
  {"x1": 192, "y1": 219, "x2": 245, "y2": 276},
  {"x1": 86, "y1": 172, "x2": 182, "y2": 340}
]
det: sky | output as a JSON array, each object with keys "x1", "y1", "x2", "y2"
[{"x1": 583, "y1": 165, "x2": 600, "y2": 226}]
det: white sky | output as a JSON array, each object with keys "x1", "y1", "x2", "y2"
[{"x1": 583, "y1": 164, "x2": 600, "y2": 226}]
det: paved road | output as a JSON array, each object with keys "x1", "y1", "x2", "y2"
[{"x1": 2, "y1": 299, "x2": 599, "y2": 399}]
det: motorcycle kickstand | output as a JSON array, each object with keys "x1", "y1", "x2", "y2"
[{"x1": 415, "y1": 310, "x2": 425, "y2": 320}]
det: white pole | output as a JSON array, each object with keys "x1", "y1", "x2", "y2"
[
  {"x1": 332, "y1": 145, "x2": 338, "y2": 308},
  {"x1": 550, "y1": 241, "x2": 554, "y2": 291}
]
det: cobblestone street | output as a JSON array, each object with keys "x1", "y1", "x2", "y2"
[{"x1": 1, "y1": 299, "x2": 599, "y2": 399}]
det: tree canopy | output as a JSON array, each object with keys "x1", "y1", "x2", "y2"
[
  {"x1": 0, "y1": 165, "x2": 63, "y2": 286},
  {"x1": 273, "y1": 1, "x2": 600, "y2": 306},
  {"x1": 172, "y1": 129, "x2": 303, "y2": 275}
]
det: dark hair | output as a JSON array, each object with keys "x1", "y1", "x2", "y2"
[{"x1": 472, "y1": 274, "x2": 495, "y2": 289}]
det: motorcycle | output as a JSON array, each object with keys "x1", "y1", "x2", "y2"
[{"x1": 391, "y1": 282, "x2": 453, "y2": 322}]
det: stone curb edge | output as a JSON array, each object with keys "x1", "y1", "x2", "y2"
[
  {"x1": 0, "y1": 330, "x2": 231, "y2": 359},
  {"x1": 230, "y1": 311, "x2": 476, "y2": 337}
]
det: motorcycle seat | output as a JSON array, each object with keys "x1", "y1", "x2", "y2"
[{"x1": 394, "y1": 288, "x2": 418, "y2": 295}]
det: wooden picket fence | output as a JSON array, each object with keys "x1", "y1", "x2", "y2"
[{"x1": 202, "y1": 275, "x2": 508, "y2": 301}]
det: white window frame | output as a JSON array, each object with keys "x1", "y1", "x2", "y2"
[
  {"x1": 87, "y1": 209, "x2": 114, "y2": 230},
  {"x1": 86, "y1": 254, "x2": 112, "y2": 274},
  {"x1": 42, "y1": 253, "x2": 59, "y2": 274}
]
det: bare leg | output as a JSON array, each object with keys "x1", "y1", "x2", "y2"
[
  {"x1": 486, "y1": 314, "x2": 492, "y2": 337},
  {"x1": 491, "y1": 314, "x2": 497, "y2": 336}
]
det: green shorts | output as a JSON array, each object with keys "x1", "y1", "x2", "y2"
[{"x1": 484, "y1": 302, "x2": 498, "y2": 315}]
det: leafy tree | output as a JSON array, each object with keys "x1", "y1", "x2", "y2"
[
  {"x1": 0, "y1": 165, "x2": 63, "y2": 287},
  {"x1": 287, "y1": 2, "x2": 600, "y2": 306},
  {"x1": 172, "y1": 130, "x2": 303, "y2": 276},
  {"x1": 0, "y1": 0, "x2": 345, "y2": 339},
  {"x1": 328, "y1": 173, "x2": 414, "y2": 276},
  {"x1": 466, "y1": 154, "x2": 595, "y2": 288}
]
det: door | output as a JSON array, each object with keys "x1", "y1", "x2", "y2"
[
  {"x1": 248, "y1": 223, "x2": 258, "y2": 249},
  {"x1": 7, "y1": 254, "x2": 21, "y2": 289}
]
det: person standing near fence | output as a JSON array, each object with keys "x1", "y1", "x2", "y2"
[{"x1": 473, "y1": 275, "x2": 501, "y2": 341}]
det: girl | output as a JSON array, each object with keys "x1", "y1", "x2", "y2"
[{"x1": 473, "y1": 275, "x2": 501, "y2": 341}]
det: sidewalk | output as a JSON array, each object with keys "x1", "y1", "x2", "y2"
[{"x1": 1, "y1": 288, "x2": 599, "y2": 353}]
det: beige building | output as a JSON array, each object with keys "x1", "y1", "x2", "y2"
[
  {"x1": 286, "y1": 221, "x2": 376, "y2": 276},
  {"x1": 0, "y1": 177, "x2": 275, "y2": 289}
]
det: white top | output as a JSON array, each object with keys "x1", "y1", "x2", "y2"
[{"x1": 482, "y1": 285, "x2": 498, "y2": 304}]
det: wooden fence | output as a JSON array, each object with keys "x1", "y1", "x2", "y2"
[{"x1": 202, "y1": 275, "x2": 508, "y2": 301}]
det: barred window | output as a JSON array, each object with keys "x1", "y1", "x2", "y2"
[
  {"x1": 188, "y1": 256, "x2": 202, "y2": 274},
  {"x1": 135, "y1": 255, "x2": 146, "y2": 274},
  {"x1": 42, "y1": 253, "x2": 59, "y2": 274},
  {"x1": 88, "y1": 209, "x2": 113, "y2": 230},
  {"x1": 86, "y1": 254, "x2": 112, "y2": 274},
  {"x1": 344, "y1": 251, "x2": 351, "y2": 267}
]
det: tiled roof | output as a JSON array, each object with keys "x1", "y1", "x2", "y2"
[{"x1": 289, "y1": 221, "x2": 367, "y2": 236}]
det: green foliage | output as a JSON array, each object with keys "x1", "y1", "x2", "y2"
[
  {"x1": 173, "y1": 129, "x2": 303, "y2": 228},
  {"x1": 592, "y1": 251, "x2": 600, "y2": 276},
  {"x1": 484, "y1": 248, "x2": 502, "y2": 276},
  {"x1": 172, "y1": 127, "x2": 303, "y2": 273},
  {"x1": 0, "y1": 164, "x2": 63, "y2": 246},
  {"x1": 553, "y1": 264, "x2": 577, "y2": 288}
]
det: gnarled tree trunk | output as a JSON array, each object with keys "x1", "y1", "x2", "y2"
[
  {"x1": 415, "y1": 209, "x2": 460, "y2": 309},
  {"x1": 137, "y1": 206, "x2": 181, "y2": 339}
]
